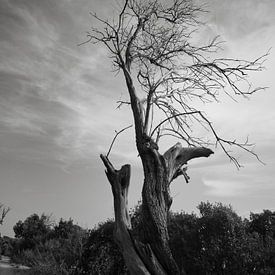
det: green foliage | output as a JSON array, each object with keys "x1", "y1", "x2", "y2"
[
  {"x1": 80, "y1": 220, "x2": 126, "y2": 275},
  {"x1": 80, "y1": 202, "x2": 275, "y2": 274},
  {"x1": 168, "y1": 202, "x2": 275, "y2": 275},
  {"x1": 13, "y1": 214, "x2": 52, "y2": 249},
  {"x1": 0, "y1": 236, "x2": 14, "y2": 257},
  {"x1": 11, "y1": 214, "x2": 88, "y2": 274},
  {"x1": 248, "y1": 210, "x2": 275, "y2": 274},
  {"x1": 8, "y1": 203, "x2": 275, "y2": 274},
  {"x1": 249, "y1": 210, "x2": 275, "y2": 240},
  {"x1": 168, "y1": 211, "x2": 200, "y2": 274},
  {"x1": 196, "y1": 202, "x2": 245, "y2": 274}
]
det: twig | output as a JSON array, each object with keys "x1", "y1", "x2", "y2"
[
  {"x1": 107, "y1": 125, "x2": 133, "y2": 157},
  {"x1": 116, "y1": 100, "x2": 131, "y2": 109},
  {"x1": 150, "y1": 111, "x2": 199, "y2": 138}
]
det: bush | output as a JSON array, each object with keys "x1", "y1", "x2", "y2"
[
  {"x1": 9, "y1": 203, "x2": 275, "y2": 274},
  {"x1": 11, "y1": 215, "x2": 88, "y2": 275},
  {"x1": 80, "y1": 220, "x2": 126, "y2": 275}
]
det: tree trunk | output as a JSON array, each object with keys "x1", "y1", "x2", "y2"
[
  {"x1": 140, "y1": 142, "x2": 213, "y2": 274},
  {"x1": 140, "y1": 148, "x2": 180, "y2": 274},
  {"x1": 100, "y1": 141, "x2": 213, "y2": 274},
  {"x1": 100, "y1": 154, "x2": 166, "y2": 275}
]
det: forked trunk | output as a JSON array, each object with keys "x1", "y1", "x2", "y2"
[{"x1": 101, "y1": 138, "x2": 213, "y2": 274}]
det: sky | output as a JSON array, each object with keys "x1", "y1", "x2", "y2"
[{"x1": 0, "y1": 0, "x2": 274, "y2": 237}]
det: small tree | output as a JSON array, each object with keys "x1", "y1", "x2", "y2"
[
  {"x1": 82, "y1": 0, "x2": 266, "y2": 273},
  {"x1": 0, "y1": 203, "x2": 10, "y2": 258},
  {"x1": 13, "y1": 213, "x2": 52, "y2": 249},
  {"x1": 0, "y1": 203, "x2": 10, "y2": 226}
]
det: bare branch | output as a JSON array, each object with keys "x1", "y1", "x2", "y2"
[
  {"x1": 116, "y1": 100, "x2": 131, "y2": 109},
  {"x1": 107, "y1": 124, "x2": 133, "y2": 158},
  {"x1": 150, "y1": 111, "x2": 199, "y2": 138},
  {"x1": 151, "y1": 110, "x2": 263, "y2": 168}
]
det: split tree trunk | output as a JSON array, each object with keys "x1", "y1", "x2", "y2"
[{"x1": 101, "y1": 139, "x2": 213, "y2": 274}]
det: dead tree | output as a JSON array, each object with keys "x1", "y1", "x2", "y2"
[
  {"x1": 0, "y1": 204, "x2": 10, "y2": 226},
  {"x1": 82, "y1": 0, "x2": 266, "y2": 273}
]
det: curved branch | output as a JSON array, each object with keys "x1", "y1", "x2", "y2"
[
  {"x1": 151, "y1": 110, "x2": 263, "y2": 168},
  {"x1": 107, "y1": 125, "x2": 133, "y2": 158},
  {"x1": 163, "y1": 143, "x2": 214, "y2": 183},
  {"x1": 150, "y1": 111, "x2": 199, "y2": 138}
]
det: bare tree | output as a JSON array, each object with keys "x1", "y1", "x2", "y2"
[
  {"x1": 81, "y1": 0, "x2": 266, "y2": 274},
  {"x1": 0, "y1": 204, "x2": 10, "y2": 226}
]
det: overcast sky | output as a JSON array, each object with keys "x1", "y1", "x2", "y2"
[{"x1": 0, "y1": 0, "x2": 274, "y2": 237}]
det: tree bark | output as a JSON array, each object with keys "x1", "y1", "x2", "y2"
[
  {"x1": 140, "y1": 149, "x2": 180, "y2": 274},
  {"x1": 100, "y1": 154, "x2": 166, "y2": 275},
  {"x1": 138, "y1": 140, "x2": 213, "y2": 275}
]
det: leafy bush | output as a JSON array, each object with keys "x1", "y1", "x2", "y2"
[
  {"x1": 11, "y1": 214, "x2": 88, "y2": 274},
  {"x1": 80, "y1": 202, "x2": 275, "y2": 274},
  {"x1": 80, "y1": 220, "x2": 126, "y2": 275},
  {"x1": 9, "y1": 203, "x2": 275, "y2": 274},
  {"x1": 168, "y1": 202, "x2": 275, "y2": 275}
]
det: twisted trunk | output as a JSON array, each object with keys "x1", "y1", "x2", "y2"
[
  {"x1": 140, "y1": 148, "x2": 180, "y2": 274},
  {"x1": 101, "y1": 139, "x2": 213, "y2": 274}
]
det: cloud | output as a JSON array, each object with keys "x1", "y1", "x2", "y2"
[
  {"x1": 201, "y1": 158, "x2": 275, "y2": 198},
  {"x1": 203, "y1": 178, "x2": 247, "y2": 197},
  {"x1": 204, "y1": 0, "x2": 275, "y2": 40},
  {"x1": 0, "y1": 0, "x2": 137, "y2": 167},
  {"x1": 1, "y1": 0, "x2": 274, "y2": 173}
]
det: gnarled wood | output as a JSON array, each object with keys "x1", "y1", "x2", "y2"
[
  {"x1": 134, "y1": 240, "x2": 167, "y2": 275},
  {"x1": 137, "y1": 142, "x2": 214, "y2": 275},
  {"x1": 100, "y1": 142, "x2": 213, "y2": 275},
  {"x1": 100, "y1": 154, "x2": 167, "y2": 275},
  {"x1": 164, "y1": 143, "x2": 214, "y2": 183},
  {"x1": 140, "y1": 147, "x2": 180, "y2": 275},
  {"x1": 100, "y1": 154, "x2": 149, "y2": 274}
]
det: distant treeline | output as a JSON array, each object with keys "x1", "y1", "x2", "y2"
[{"x1": 0, "y1": 202, "x2": 274, "y2": 274}]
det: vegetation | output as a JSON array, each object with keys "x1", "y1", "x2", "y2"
[
  {"x1": 80, "y1": 220, "x2": 126, "y2": 275},
  {"x1": 7, "y1": 214, "x2": 88, "y2": 274},
  {"x1": 0, "y1": 203, "x2": 10, "y2": 257},
  {"x1": 1, "y1": 202, "x2": 274, "y2": 274},
  {"x1": 168, "y1": 203, "x2": 275, "y2": 274}
]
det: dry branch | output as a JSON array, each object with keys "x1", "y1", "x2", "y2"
[
  {"x1": 106, "y1": 125, "x2": 133, "y2": 157},
  {"x1": 164, "y1": 143, "x2": 214, "y2": 183}
]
